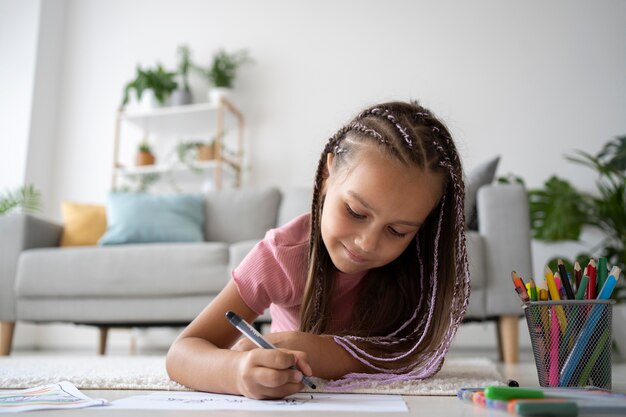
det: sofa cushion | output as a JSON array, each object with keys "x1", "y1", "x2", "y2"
[
  {"x1": 99, "y1": 192, "x2": 205, "y2": 245},
  {"x1": 15, "y1": 243, "x2": 229, "y2": 298},
  {"x1": 278, "y1": 188, "x2": 312, "y2": 226},
  {"x1": 465, "y1": 156, "x2": 500, "y2": 230},
  {"x1": 466, "y1": 230, "x2": 485, "y2": 290},
  {"x1": 60, "y1": 201, "x2": 107, "y2": 247},
  {"x1": 204, "y1": 187, "x2": 281, "y2": 244}
]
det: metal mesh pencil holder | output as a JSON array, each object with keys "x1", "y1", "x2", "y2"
[{"x1": 523, "y1": 300, "x2": 614, "y2": 389}]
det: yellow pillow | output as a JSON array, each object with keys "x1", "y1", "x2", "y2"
[{"x1": 60, "y1": 201, "x2": 107, "y2": 247}]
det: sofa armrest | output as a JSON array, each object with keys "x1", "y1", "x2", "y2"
[
  {"x1": 0, "y1": 214, "x2": 62, "y2": 321},
  {"x1": 228, "y1": 239, "x2": 262, "y2": 274},
  {"x1": 477, "y1": 184, "x2": 533, "y2": 316}
]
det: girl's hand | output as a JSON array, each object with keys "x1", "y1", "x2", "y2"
[{"x1": 234, "y1": 347, "x2": 312, "y2": 399}]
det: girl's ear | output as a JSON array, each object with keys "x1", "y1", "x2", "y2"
[
  {"x1": 320, "y1": 152, "x2": 334, "y2": 194},
  {"x1": 325, "y1": 152, "x2": 334, "y2": 175}
]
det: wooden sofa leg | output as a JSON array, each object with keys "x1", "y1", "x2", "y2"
[
  {"x1": 1, "y1": 321, "x2": 16, "y2": 356},
  {"x1": 98, "y1": 327, "x2": 109, "y2": 355},
  {"x1": 497, "y1": 315, "x2": 519, "y2": 364}
]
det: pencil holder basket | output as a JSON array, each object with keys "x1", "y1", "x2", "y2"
[{"x1": 523, "y1": 300, "x2": 614, "y2": 389}]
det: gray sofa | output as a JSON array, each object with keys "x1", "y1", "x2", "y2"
[{"x1": 0, "y1": 184, "x2": 532, "y2": 362}]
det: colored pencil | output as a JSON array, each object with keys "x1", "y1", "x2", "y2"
[
  {"x1": 574, "y1": 261, "x2": 582, "y2": 292},
  {"x1": 529, "y1": 279, "x2": 537, "y2": 302},
  {"x1": 515, "y1": 286, "x2": 530, "y2": 304},
  {"x1": 558, "y1": 258, "x2": 576, "y2": 299},
  {"x1": 587, "y1": 258, "x2": 597, "y2": 299},
  {"x1": 560, "y1": 268, "x2": 621, "y2": 386},
  {"x1": 511, "y1": 271, "x2": 528, "y2": 295},
  {"x1": 575, "y1": 275, "x2": 589, "y2": 300},
  {"x1": 544, "y1": 265, "x2": 567, "y2": 332},
  {"x1": 597, "y1": 257, "x2": 608, "y2": 294}
]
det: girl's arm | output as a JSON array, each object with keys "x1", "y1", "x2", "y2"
[
  {"x1": 165, "y1": 280, "x2": 312, "y2": 399},
  {"x1": 232, "y1": 329, "x2": 371, "y2": 379}
]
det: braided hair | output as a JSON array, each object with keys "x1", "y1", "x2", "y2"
[{"x1": 299, "y1": 101, "x2": 470, "y2": 388}]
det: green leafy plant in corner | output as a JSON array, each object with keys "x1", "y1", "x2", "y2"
[
  {"x1": 194, "y1": 49, "x2": 252, "y2": 88},
  {"x1": 0, "y1": 185, "x2": 41, "y2": 215},
  {"x1": 122, "y1": 63, "x2": 178, "y2": 105}
]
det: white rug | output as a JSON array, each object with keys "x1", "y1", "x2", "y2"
[{"x1": 0, "y1": 355, "x2": 504, "y2": 396}]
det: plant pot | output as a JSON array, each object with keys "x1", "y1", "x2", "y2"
[
  {"x1": 196, "y1": 144, "x2": 215, "y2": 161},
  {"x1": 135, "y1": 151, "x2": 156, "y2": 166},
  {"x1": 140, "y1": 88, "x2": 161, "y2": 111},
  {"x1": 208, "y1": 87, "x2": 232, "y2": 104},
  {"x1": 125, "y1": 89, "x2": 141, "y2": 113},
  {"x1": 170, "y1": 88, "x2": 192, "y2": 106}
]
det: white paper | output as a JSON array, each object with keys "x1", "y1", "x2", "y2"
[
  {"x1": 107, "y1": 391, "x2": 408, "y2": 412},
  {"x1": 0, "y1": 381, "x2": 108, "y2": 413}
]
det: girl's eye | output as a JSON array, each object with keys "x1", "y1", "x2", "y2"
[
  {"x1": 346, "y1": 205, "x2": 365, "y2": 220},
  {"x1": 388, "y1": 227, "x2": 407, "y2": 238}
]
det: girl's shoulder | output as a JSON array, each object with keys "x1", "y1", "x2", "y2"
[{"x1": 266, "y1": 212, "x2": 310, "y2": 249}]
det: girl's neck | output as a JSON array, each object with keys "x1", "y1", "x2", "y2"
[{"x1": 335, "y1": 269, "x2": 368, "y2": 281}]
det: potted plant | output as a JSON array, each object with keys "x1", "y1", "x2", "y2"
[
  {"x1": 135, "y1": 139, "x2": 156, "y2": 166},
  {"x1": 176, "y1": 139, "x2": 217, "y2": 173},
  {"x1": 194, "y1": 48, "x2": 252, "y2": 103},
  {"x1": 122, "y1": 63, "x2": 178, "y2": 111},
  {"x1": 0, "y1": 185, "x2": 41, "y2": 215},
  {"x1": 169, "y1": 44, "x2": 193, "y2": 106}
]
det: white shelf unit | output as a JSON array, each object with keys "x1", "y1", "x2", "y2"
[{"x1": 112, "y1": 98, "x2": 245, "y2": 190}]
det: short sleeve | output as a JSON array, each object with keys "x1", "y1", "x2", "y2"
[{"x1": 232, "y1": 215, "x2": 310, "y2": 316}]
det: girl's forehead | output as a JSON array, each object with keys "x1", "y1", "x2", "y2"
[{"x1": 331, "y1": 149, "x2": 444, "y2": 222}]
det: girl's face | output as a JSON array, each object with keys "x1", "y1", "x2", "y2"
[{"x1": 321, "y1": 145, "x2": 444, "y2": 275}]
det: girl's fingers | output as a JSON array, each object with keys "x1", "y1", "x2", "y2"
[
  {"x1": 252, "y1": 365, "x2": 304, "y2": 388},
  {"x1": 290, "y1": 350, "x2": 313, "y2": 376},
  {"x1": 237, "y1": 349, "x2": 312, "y2": 398},
  {"x1": 231, "y1": 337, "x2": 256, "y2": 351}
]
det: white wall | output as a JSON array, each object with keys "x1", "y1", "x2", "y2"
[
  {"x1": 3, "y1": 0, "x2": 626, "y2": 350},
  {"x1": 0, "y1": 0, "x2": 40, "y2": 191},
  {"x1": 5, "y1": 0, "x2": 622, "y2": 220}
]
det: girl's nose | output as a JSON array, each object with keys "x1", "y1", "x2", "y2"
[{"x1": 355, "y1": 228, "x2": 379, "y2": 253}]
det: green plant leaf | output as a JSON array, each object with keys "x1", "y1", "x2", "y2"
[
  {"x1": 122, "y1": 63, "x2": 178, "y2": 105},
  {"x1": 194, "y1": 49, "x2": 252, "y2": 88},
  {"x1": 528, "y1": 176, "x2": 590, "y2": 241},
  {"x1": 0, "y1": 185, "x2": 41, "y2": 215}
]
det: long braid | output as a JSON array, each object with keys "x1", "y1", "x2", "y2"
[{"x1": 300, "y1": 101, "x2": 470, "y2": 388}]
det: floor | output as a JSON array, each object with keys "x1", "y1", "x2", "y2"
[{"x1": 4, "y1": 346, "x2": 626, "y2": 416}]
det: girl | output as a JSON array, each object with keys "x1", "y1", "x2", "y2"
[{"x1": 166, "y1": 100, "x2": 470, "y2": 399}]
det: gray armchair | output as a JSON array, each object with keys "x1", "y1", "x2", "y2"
[{"x1": 0, "y1": 214, "x2": 62, "y2": 355}]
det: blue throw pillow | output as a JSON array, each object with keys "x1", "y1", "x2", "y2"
[{"x1": 99, "y1": 193, "x2": 205, "y2": 245}]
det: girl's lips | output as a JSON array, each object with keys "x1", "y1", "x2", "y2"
[{"x1": 343, "y1": 244, "x2": 368, "y2": 264}]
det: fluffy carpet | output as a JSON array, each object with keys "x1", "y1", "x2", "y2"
[{"x1": 0, "y1": 355, "x2": 504, "y2": 395}]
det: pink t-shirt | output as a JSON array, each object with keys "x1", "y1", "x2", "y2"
[{"x1": 232, "y1": 213, "x2": 367, "y2": 333}]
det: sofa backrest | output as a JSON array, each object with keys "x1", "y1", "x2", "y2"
[
  {"x1": 277, "y1": 188, "x2": 312, "y2": 226},
  {"x1": 203, "y1": 187, "x2": 282, "y2": 244}
]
